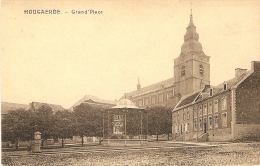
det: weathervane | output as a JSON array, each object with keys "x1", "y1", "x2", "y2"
[{"x1": 190, "y1": 2, "x2": 193, "y2": 17}]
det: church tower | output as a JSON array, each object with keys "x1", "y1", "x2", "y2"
[{"x1": 174, "y1": 11, "x2": 210, "y2": 97}]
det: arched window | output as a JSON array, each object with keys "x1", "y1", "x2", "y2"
[
  {"x1": 209, "y1": 88, "x2": 213, "y2": 96},
  {"x1": 224, "y1": 82, "x2": 227, "y2": 91},
  {"x1": 181, "y1": 66, "x2": 185, "y2": 77},
  {"x1": 114, "y1": 115, "x2": 120, "y2": 120},
  {"x1": 114, "y1": 122, "x2": 120, "y2": 133},
  {"x1": 199, "y1": 65, "x2": 204, "y2": 74}
]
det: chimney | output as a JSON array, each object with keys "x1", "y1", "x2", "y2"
[
  {"x1": 251, "y1": 61, "x2": 260, "y2": 72},
  {"x1": 235, "y1": 68, "x2": 247, "y2": 77}
]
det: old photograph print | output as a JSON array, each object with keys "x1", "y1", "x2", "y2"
[{"x1": 1, "y1": 0, "x2": 260, "y2": 165}]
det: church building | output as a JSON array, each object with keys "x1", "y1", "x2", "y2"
[
  {"x1": 123, "y1": 12, "x2": 260, "y2": 142},
  {"x1": 123, "y1": 12, "x2": 210, "y2": 110}
]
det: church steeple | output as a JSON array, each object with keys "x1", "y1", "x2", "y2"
[
  {"x1": 174, "y1": 10, "x2": 210, "y2": 97},
  {"x1": 137, "y1": 77, "x2": 141, "y2": 90},
  {"x1": 188, "y1": 9, "x2": 195, "y2": 27},
  {"x1": 181, "y1": 10, "x2": 202, "y2": 53}
]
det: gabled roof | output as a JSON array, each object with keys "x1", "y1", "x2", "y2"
[
  {"x1": 1, "y1": 102, "x2": 29, "y2": 115},
  {"x1": 173, "y1": 71, "x2": 251, "y2": 111},
  {"x1": 177, "y1": 91, "x2": 202, "y2": 108},
  {"x1": 69, "y1": 95, "x2": 117, "y2": 111},
  {"x1": 211, "y1": 72, "x2": 248, "y2": 96},
  {"x1": 84, "y1": 99, "x2": 116, "y2": 107},
  {"x1": 122, "y1": 77, "x2": 174, "y2": 99},
  {"x1": 173, "y1": 89, "x2": 203, "y2": 111}
]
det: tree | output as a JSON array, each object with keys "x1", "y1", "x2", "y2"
[
  {"x1": 53, "y1": 110, "x2": 75, "y2": 138},
  {"x1": 147, "y1": 106, "x2": 172, "y2": 140},
  {"x1": 2, "y1": 105, "x2": 58, "y2": 143},
  {"x1": 29, "y1": 104, "x2": 55, "y2": 140},
  {"x1": 73, "y1": 103, "x2": 103, "y2": 137},
  {"x1": 126, "y1": 110, "x2": 147, "y2": 137},
  {"x1": 2, "y1": 108, "x2": 32, "y2": 142},
  {"x1": 52, "y1": 110, "x2": 75, "y2": 147}
]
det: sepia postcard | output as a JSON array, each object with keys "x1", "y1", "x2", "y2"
[{"x1": 1, "y1": 0, "x2": 260, "y2": 165}]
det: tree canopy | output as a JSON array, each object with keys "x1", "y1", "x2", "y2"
[
  {"x1": 2, "y1": 104, "x2": 172, "y2": 142},
  {"x1": 147, "y1": 106, "x2": 172, "y2": 136}
]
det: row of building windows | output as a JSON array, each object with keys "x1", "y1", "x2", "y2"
[
  {"x1": 173, "y1": 108, "x2": 191, "y2": 124},
  {"x1": 173, "y1": 123, "x2": 191, "y2": 133},
  {"x1": 173, "y1": 112, "x2": 227, "y2": 134},
  {"x1": 194, "y1": 97, "x2": 227, "y2": 117},
  {"x1": 173, "y1": 95, "x2": 229, "y2": 134},
  {"x1": 133, "y1": 90, "x2": 174, "y2": 107},
  {"x1": 173, "y1": 96, "x2": 227, "y2": 124},
  {"x1": 194, "y1": 113, "x2": 227, "y2": 131}
]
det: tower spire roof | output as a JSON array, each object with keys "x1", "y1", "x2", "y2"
[
  {"x1": 181, "y1": 11, "x2": 203, "y2": 53},
  {"x1": 188, "y1": 9, "x2": 195, "y2": 27}
]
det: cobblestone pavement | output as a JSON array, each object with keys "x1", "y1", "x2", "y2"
[{"x1": 2, "y1": 142, "x2": 260, "y2": 165}]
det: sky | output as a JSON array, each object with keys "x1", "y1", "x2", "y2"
[{"x1": 1, "y1": 0, "x2": 260, "y2": 109}]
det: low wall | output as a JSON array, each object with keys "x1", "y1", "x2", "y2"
[
  {"x1": 58, "y1": 138, "x2": 76, "y2": 144},
  {"x1": 2, "y1": 141, "x2": 13, "y2": 148},
  {"x1": 103, "y1": 139, "x2": 148, "y2": 146},
  {"x1": 18, "y1": 141, "x2": 31, "y2": 147},
  {"x1": 207, "y1": 128, "x2": 232, "y2": 142},
  {"x1": 72, "y1": 136, "x2": 101, "y2": 143},
  {"x1": 234, "y1": 124, "x2": 260, "y2": 141},
  {"x1": 2, "y1": 141, "x2": 31, "y2": 148},
  {"x1": 197, "y1": 133, "x2": 209, "y2": 142},
  {"x1": 173, "y1": 132, "x2": 199, "y2": 141},
  {"x1": 43, "y1": 139, "x2": 54, "y2": 145}
]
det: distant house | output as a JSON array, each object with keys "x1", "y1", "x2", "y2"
[
  {"x1": 172, "y1": 61, "x2": 260, "y2": 142},
  {"x1": 1, "y1": 102, "x2": 29, "y2": 118},
  {"x1": 69, "y1": 95, "x2": 117, "y2": 111},
  {"x1": 29, "y1": 102, "x2": 64, "y2": 113}
]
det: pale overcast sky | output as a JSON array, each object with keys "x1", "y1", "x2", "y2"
[{"x1": 1, "y1": 0, "x2": 260, "y2": 109}]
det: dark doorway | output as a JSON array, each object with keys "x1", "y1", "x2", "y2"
[{"x1": 203, "y1": 122, "x2": 206, "y2": 133}]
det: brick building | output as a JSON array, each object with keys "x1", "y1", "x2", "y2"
[
  {"x1": 172, "y1": 61, "x2": 260, "y2": 142},
  {"x1": 124, "y1": 13, "x2": 210, "y2": 110},
  {"x1": 122, "y1": 12, "x2": 259, "y2": 142}
]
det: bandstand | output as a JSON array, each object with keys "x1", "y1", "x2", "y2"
[{"x1": 103, "y1": 99, "x2": 148, "y2": 146}]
